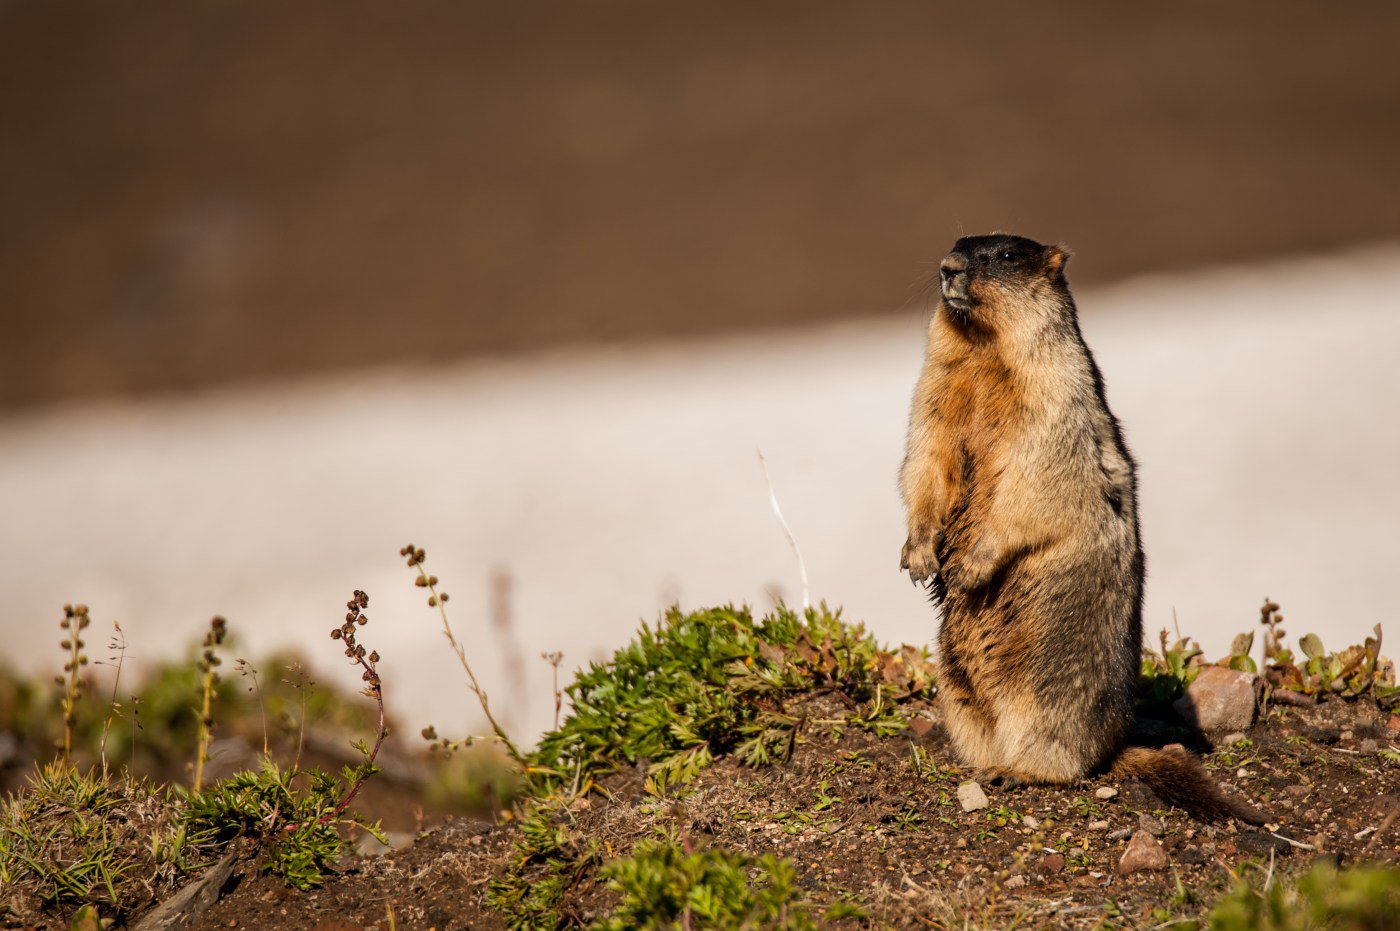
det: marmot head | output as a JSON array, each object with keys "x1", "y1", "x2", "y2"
[{"x1": 938, "y1": 234, "x2": 1071, "y2": 335}]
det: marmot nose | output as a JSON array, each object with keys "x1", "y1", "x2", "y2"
[{"x1": 940, "y1": 255, "x2": 969, "y2": 297}]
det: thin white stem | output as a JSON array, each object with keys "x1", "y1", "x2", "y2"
[{"x1": 757, "y1": 450, "x2": 809, "y2": 612}]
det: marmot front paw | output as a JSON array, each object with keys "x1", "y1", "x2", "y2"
[{"x1": 900, "y1": 529, "x2": 944, "y2": 583}]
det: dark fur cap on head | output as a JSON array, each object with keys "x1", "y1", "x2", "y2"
[{"x1": 946, "y1": 233, "x2": 1070, "y2": 280}]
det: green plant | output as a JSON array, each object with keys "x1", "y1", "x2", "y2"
[
  {"x1": 486, "y1": 801, "x2": 596, "y2": 930},
  {"x1": 529, "y1": 603, "x2": 935, "y2": 796},
  {"x1": 595, "y1": 833, "x2": 820, "y2": 931},
  {"x1": 192, "y1": 616, "x2": 227, "y2": 792},
  {"x1": 1226, "y1": 631, "x2": 1259, "y2": 674},
  {"x1": 1138, "y1": 629, "x2": 1204, "y2": 716},
  {"x1": 1265, "y1": 624, "x2": 1397, "y2": 707},
  {"x1": 184, "y1": 758, "x2": 380, "y2": 890},
  {"x1": 57, "y1": 604, "x2": 93, "y2": 763},
  {"x1": 0, "y1": 763, "x2": 214, "y2": 921},
  {"x1": 184, "y1": 589, "x2": 389, "y2": 890},
  {"x1": 1203, "y1": 860, "x2": 1400, "y2": 930}
]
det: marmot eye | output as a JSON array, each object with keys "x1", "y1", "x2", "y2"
[{"x1": 1000, "y1": 250, "x2": 1016, "y2": 262}]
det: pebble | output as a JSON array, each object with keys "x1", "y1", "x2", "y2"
[
  {"x1": 1068, "y1": 847, "x2": 1085, "y2": 858},
  {"x1": 1359, "y1": 738, "x2": 1379, "y2": 753},
  {"x1": 1117, "y1": 831, "x2": 1169, "y2": 874},
  {"x1": 1022, "y1": 815, "x2": 1041, "y2": 830},
  {"x1": 1284, "y1": 784, "x2": 1311, "y2": 798},
  {"x1": 1107, "y1": 828, "x2": 1133, "y2": 842},
  {"x1": 1038, "y1": 853, "x2": 1066, "y2": 873},
  {"x1": 1094, "y1": 786, "x2": 1118, "y2": 800},
  {"x1": 1138, "y1": 815, "x2": 1165, "y2": 837},
  {"x1": 1223, "y1": 732, "x2": 1247, "y2": 745},
  {"x1": 958, "y1": 781, "x2": 990, "y2": 812},
  {"x1": 1088, "y1": 820, "x2": 1110, "y2": 832},
  {"x1": 1004, "y1": 874, "x2": 1027, "y2": 889}
]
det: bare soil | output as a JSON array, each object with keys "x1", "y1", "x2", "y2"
[{"x1": 185, "y1": 695, "x2": 1399, "y2": 930}]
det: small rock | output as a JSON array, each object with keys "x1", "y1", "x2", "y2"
[
  {"x1": 1088, "y1": 820, "x2": 1110, "y2": 832},
  {"x1": 908, "y1": 715, "x2": 936, "y2": 738},
  {"x1": 1284, "y1": 784, "x2": 1311, "y2": 798},
  {"x1": 958, "y1": 781, "x2": 990, "y2": 812},
  {"x1": 1038, "y1": 853, "x2": 1066, "y2": 873},
  {"x1": 1138, "y1": 814, "x2": 1165, "y2": 837},
  {"x1": 1022, "y1": 815, "x2": 1041, "y2": 830},
  {"x1": 1173, "y1": 666, "x2": 1263, "y2": 732},
  {"x1": 1095, "y1": 786, "x2": 1118, "y2": 800},
  {"x1": 1223, "y1": 732, "x2": 1247, "y2": 745},
  {"x1": 1359, "y1": 738, "x2": 1379, "y2": 753},
  {"x1": 1178, "y1": 844, "x2": 1207, "y2": 865},
  {"x1": 569, "y1": 796, "x2": 592, "y2": 812},
  {"x1": 1107, "y1": 828, "x2": 1133, "y2": 842},
  {"x1": 1339, "y1": 729, "x2": 1354, "y2": 742},
  {"x1": 1068, "y1": 847, "x2": 1086, "y2": 858},
  {"x1": 1117, "y1": 831, "x2": 1169, "y2": 875},
  {"x1": 1236, "y1": 831, "x2": 1292, "y2": 858},
  {"x1": 1387, "y1": 714, "x2": 1400, "y2": 733},
  {"x1": 1004, "y1": 874, "x2": 1027, "y2": 889}
]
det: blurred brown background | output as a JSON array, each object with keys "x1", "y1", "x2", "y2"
[{"x1": 3, "y1": 1, "x2": 1399, "y2": 410}]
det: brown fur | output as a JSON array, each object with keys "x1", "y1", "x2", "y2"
[{"x1": 900, "y1": 233, "x2": 1261, "y2": 822}]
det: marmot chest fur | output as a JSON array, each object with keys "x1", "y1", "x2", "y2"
[{"x1": 900, "y1": 233, "x2": 1259, "y2": 822}]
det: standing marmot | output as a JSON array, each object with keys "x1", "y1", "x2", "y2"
[{"x1": 900, "y1": 233, "x2": 1259, "y2": 821}]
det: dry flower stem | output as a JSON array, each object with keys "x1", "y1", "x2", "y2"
[{"x1": 400, "y1": 544, "x2": 524, "y2": 765}]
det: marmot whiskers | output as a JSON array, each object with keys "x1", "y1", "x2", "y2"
[{"x1": 900, "y1": 233, "x2": 1261, "y2": 822}]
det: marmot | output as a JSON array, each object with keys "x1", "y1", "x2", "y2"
[{"x1": 900, "y1": 233, "x2": 1260, "y2": 822}]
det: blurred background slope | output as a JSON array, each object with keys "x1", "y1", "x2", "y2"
[
  {"x1": 4, "y1": 0, "x2": 1400, "y2": 408},
  {"x1": 4, "y1": 3, "x2": 1400, "y2": 742}
]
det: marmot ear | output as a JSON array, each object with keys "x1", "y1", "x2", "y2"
[{"x1": 1044, "y1": 245, "x2": 1071, "y2": 275}]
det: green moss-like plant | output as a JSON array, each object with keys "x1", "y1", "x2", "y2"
[
  {"x1": 528, "y1": 603, "x2": 934, "y2": 796},
  {"x1": 1204, "y1": 860, "x2": 1400, "y2": 931}
]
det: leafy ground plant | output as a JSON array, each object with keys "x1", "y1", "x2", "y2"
[
  {"x1": 1203, "y1": 859, "x2": 1400, "y2": 931},
  {"x1": 529, "y1": 602, "x2": 935, "y2": 795},
  {"x1": 0, "y1": 763, "x2": 217, "y2": 924},
  {"x1": 595, "y1": 832, "x2": 832, "y2": 931},
  {"x1": 186, "y1": 589, "x2": 389, "y2": 890}
]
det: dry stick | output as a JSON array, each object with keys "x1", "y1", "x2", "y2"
[
  {"x1": 757, "y1": 450, "x2": 810, "y2": 612},
  {"x1": 402, "y1": 547, "x2": 524, "y2": 766}
]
